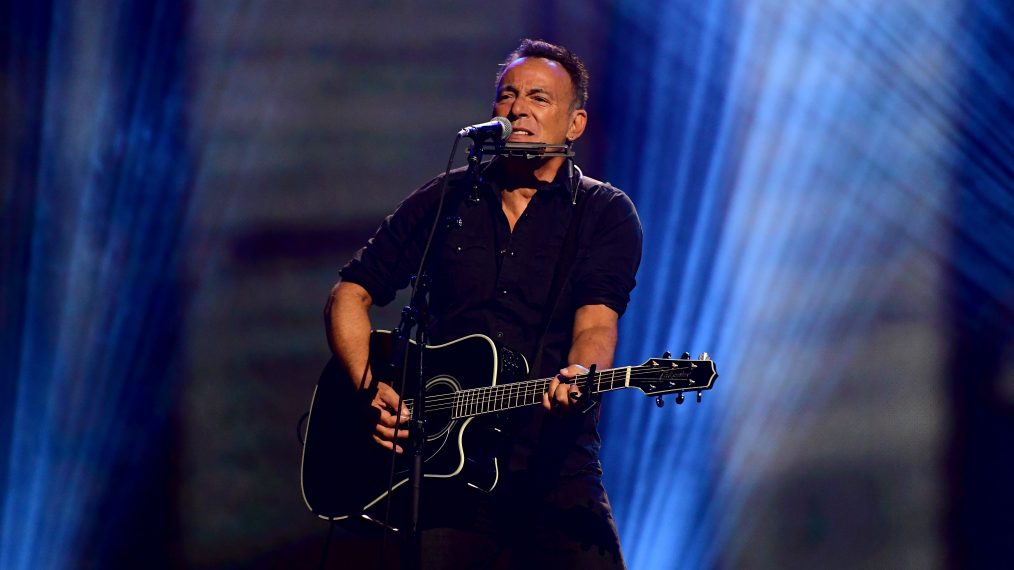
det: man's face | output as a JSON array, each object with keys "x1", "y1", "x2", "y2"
[{"x1": 493, "y1": 57, "x2": 586, "y2": 145}]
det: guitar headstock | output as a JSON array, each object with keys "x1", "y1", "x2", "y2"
[{"x1": 629, "y1": 353, "x2": 718, "y2": 398}]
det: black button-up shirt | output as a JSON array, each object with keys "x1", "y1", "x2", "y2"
[{"x1": 341, "y1": 160, "x2": 642, "y2": 477}]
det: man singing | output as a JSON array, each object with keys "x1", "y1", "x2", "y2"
[{"x1": 326, "y1": 39, "x2": 642, "y2": 568}]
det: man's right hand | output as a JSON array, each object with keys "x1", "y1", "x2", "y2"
[
  {"x1": 326, "y1": 281, "x2": 410, "y2": 452},
  {"x1": 369, "y1": 381, "x2": 410, "y2": 454}
]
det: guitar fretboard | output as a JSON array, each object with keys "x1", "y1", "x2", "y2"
[{"x1": 406, "y1": 367, "x2": 633, "y2": 420}]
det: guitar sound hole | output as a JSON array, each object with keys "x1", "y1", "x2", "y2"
[{"x1": 424, "y1": 377, "x2": 458, "y2": 442}]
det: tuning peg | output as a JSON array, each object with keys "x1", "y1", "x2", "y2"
[
  {"x1": 676, "y1": 393, "x2": 685, "y2": 405},
  {"x1": 680, "y1": 352, "x2": 690, "y2": 359},
  {"x1": 655, "y1": 396, "x2": 664, "y2": 408},
  {"x1": 662, "y1": 351, "x2": 671, "y2": 359},
  {"x1": 698, "y1": 352, "x2": 710, "y2": 361},
  {"x1": 697, "y1": 391, "x2": 703, "y2": 403}
]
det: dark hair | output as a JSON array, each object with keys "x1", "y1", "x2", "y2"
[{"x1": 495, "y1": 39, "x2": 589, "y2": 110}]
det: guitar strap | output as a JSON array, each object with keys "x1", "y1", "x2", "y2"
[{"x1": 528, "y1": 165, "x2": 592, "y2": 380}]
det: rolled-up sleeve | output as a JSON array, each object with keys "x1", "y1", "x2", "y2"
[
  {"x1": 571, "y1": 188, "x2": 642, "y2": 317},
  {"x1": 339, "y1": 176, "x2": 443, "y2": 307}
]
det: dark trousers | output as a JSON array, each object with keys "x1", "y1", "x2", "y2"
[
  {"x1": 334, "y1": 475, "x2": 625, "y2": 570},
  {"x1": 420, "y1": 474, "x2": 626, "y2": 570}
]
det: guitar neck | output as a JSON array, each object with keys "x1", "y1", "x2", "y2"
[{"x1": 407, "y1": 367, "x2": 633, "y2": 420}]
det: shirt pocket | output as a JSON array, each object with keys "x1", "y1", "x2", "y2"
[{"x1": 434, "y1": 238, "x2": 490, "y2": 301}]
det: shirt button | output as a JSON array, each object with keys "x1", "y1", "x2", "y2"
[
  {"x1": 499, "y1": 249, "x2": 507, "y2": 256},
  {"x1": 499, "y1": 289, "x2": 508, "y2": 296},
  {"x1": 495, "y1": 331, "x2": 504, "y2": 339},
  {"x1": 455, "y1": 246, "x2": 462, "y2": 253}
]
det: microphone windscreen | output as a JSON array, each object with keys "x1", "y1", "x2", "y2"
[{"x1": 494, "y1": 116, "x2": 512, "y2": 140}]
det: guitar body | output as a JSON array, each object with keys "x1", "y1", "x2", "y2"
[
  {"x1": 300, "y1": 331, "x2": 529, "y2": 530},
  {"x1": 301, "y1": 331, "x2": 719, "y2": 533}
]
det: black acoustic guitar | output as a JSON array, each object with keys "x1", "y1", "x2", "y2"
[{"x1": 300, "y1": 330, "x2": 718, "y2": 532}]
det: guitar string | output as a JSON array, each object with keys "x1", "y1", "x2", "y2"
[
  {"x1": 400, "y1": 368, "x2": 709, "y2": 409},
  {"x1": 388, "y1": 368, "x2": 712, "y2": 417}
]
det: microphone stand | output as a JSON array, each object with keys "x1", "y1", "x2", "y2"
[
  {"x1": 466, "y1": 137, "x2": 487, "y2": 204},
  {"x1": 392, "y1": 272, "x2": 428, "y2": 570},
  {"x1": 393, "y1": 132, "x2": 488, "y2": 570}
]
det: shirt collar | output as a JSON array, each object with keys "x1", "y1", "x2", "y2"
[{"x1": 480, "y1": 158, "x2": 572, "y2": 199}]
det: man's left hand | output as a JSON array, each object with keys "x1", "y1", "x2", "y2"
[{"x1": 543, "y1": 364, "x2": 590, "y2": 413}]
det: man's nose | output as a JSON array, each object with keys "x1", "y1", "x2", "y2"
[{"x1": 509, "y1": 98, "x2": 529, "y2": 118}]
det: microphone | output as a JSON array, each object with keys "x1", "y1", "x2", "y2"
[{"x1": 458, "y1": 116, "x2": 512, "y2": 140}]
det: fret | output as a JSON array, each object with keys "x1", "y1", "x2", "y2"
[{"x1": 425, "y1": 364, "x2": 668, "y2": 419}]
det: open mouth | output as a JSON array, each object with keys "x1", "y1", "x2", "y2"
[{"x1": 510, "y1": 127, "x2": 535, "y2": 137}]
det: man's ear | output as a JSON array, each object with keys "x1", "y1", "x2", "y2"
[{"x1": 566, "y1": 109, "x2": 588, "y2": 142}]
